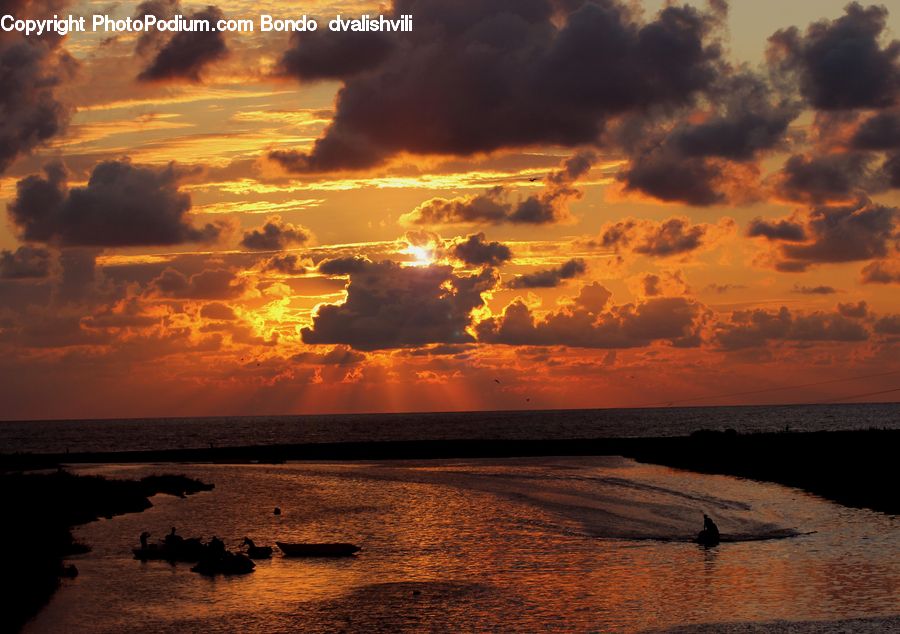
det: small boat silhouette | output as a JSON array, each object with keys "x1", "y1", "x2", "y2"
[{"x1": 276, "y1": 542, "x2": 361, "y2": 557}]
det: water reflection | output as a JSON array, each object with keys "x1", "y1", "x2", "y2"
[{"x1": 25, "y1": 457, "x2": 900, "y2": 633}]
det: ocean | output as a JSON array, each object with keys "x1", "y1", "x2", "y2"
[
  {"x1": 3, "y1": 402, "x2": 899, "y2": 455},
  {"x1": 24, "y1": 458, "x2": 900, "y2": 633},
  {"x1": 11, "y1": 403, "x2": 900, "y2": 632}
]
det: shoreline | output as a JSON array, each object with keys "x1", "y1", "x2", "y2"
[
  {"x1": 2, "y1": 471, "x2": 212, "y2": 632},
  {"x1": 3, "y1": 429, "x2": 896, "y2": 515}
]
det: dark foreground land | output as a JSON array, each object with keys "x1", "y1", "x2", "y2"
[
  {"x1": 3, "y1": 428, "x2": 897, "y2": 515},
  {"x1": 0, "y1": 471, "x2": 212, "y2": 632}
]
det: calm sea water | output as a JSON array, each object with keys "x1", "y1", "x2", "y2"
[
  {"x1": 25, "y1": 458, "x2": 900, "y2": 633},
  {"x1": 2, "y1": 403, "x2": 899, "y2": 454}
]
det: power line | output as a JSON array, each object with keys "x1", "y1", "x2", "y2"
[
  {"x1": 819, "y1": 386, "x2": 900, "y2": 404},
  {"x1": 640, "y1": 369, "x2": 900, "y2": 407}
]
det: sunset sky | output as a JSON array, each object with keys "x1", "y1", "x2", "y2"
[{"x1": 1, "y1": 0, "x2": 900, "y2": 420}]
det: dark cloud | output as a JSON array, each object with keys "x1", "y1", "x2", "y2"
[
  {"x1": 715, "y1": 306, "x2": 869, "y2": 350},
  {"x1": 149, "y1": 267, "x2": 248, "y2": 299},
  {"x1": 792, "y1": 284, "x2": 838, "y2": 295},
  {"x1": 0, "y1": 246, "x2": 51, "y2": 279},
  {"x1": 837, "y1": 300, "x2": 868, "y2": 318},
  {"x1": 8, "y1": 160, "x2": 222, "y2": 247},
  {"x1": 0, "y1": 0, "x2": 76, "y2": 173},
  {"x1": 199, "y1": 302, "x2": 237, "y2": 321},
  {"x1": 402, "y1": 151, "x2": 594, "y2": 226},
  {"x1": 850, "y1": 110, "x2": 900, "y2": 150},
  {"x1": 774, "y1": 153, "x2": 879, "y2": 204},
  {"x1": 302, "y1": 259, "x2": 495, "y2": 350},
  {"x1": 477, "y1": 283, "x2": 706, "y2": 349},
  {"x1": 291, "y1": 345, "x2": 366, "y2": 365},
  {"x1": 450, "y1": 233, "x2": 512, "y2": 267},
  {"x1": 746, "y1": 217, "x2": 806, "y2": 241},
  {"x1": 318, "y1": 256, "x2": 369, "y2": 276},
  {"x1": 263, "y1": 253, "x2": 306, "y2": 275},
  {"x1": 767, "y1": 3, "x2": 900, "y2": 111},
  {"x1": 240, "y1": 216, "x2": 312, "y2": 251},
  {"x1": 402, "y1": 187, "x2": 509, "y2": 226},
  {"x1": 634, "y1": 270, "x2": 689, "y2": 297},
  {"x1": 278, "y1": 30, "x2": 394, "y2": 81},
  {"x1": 599, "y1": 216, "x2": 732, "y2": 257},
  {"x1": 56, "y1": 247, "x2": 99, "y2": 303},
  {"x1": 885, "y1": 152, "x2": 900, "y2": 188},
  {"x1": 669, "y1": 73, "x2": 798, "y2": 160},
  {"x1": 772, "y1": 200, "x2": 898, "y2": 270},
  {"x1": 874, "y1": 314, "x2": 900, "y2": 335},
  {"x1": 508, "y1": 258, "x2": 586, "y2": 288},
  {"x1": 81, "y1": 298, "x2": 160, "y2": 330},
  {"x1": 271, "y1": 0, "x2": 724, "y2": 172},
  {"x1": 136, "y1": 4, "x2": 228, "y2": 82},
  {"x1": 617, "y1": 71, "x2": 798, "y2": 205},
  {"x1": 860, "y1": 259, "x2": 900, "y2": 284},
  {"x1": 618, "y1": 150, "x2": 728, "y2": 206}
]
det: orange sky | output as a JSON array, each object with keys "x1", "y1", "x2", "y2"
[{"x1": 1, "y1": 0, "x2": 899, "y2": 420}]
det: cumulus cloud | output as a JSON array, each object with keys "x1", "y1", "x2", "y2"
[
  {"x1": 773, "y1": 152, "x2": 880, "y2": 204},
  {"x1": 449, "y1": 233, "x2": 512, "y2": 267},
  {"x1": 715, "y1": 306, "x2": 869, "y2": 350},
  {"x1": 278, "y1": 29, "x2": 394, "y2": 81},
  {"x1": 477, "y1": 283, "x2": 706, "y2": 349},
  {"x1": 860, "y1": 259, "x2": 900, "y2": 284},
  {"x1": 240, "y1": 216, "x2": 312, "y2": 251},
  {"x1": 617, "y1": 71, "x2": 799, "y2": 205},
  {"x1": 271, "y1": 0, "x2": 724, "y2": 172},
  {"x1": 767, "y1": 3, "x2": 900, "y2": 111},
  {"x1": 0, "y1": 0, "x2": 76, "y2": 173},
  {"x1": 149, "y1": 267, "x2": 249, "y2": 299},
  {"x1": 760, "y1": 200, "x2": 898, "y2": 271},
  {"x1": 8, "y1": 160, "x2": 222, "y2": 247},
  {"x1": 598, "y1": 216, "x2": 734, "y2": 258},
  {"x1": 302, "y1": 259, "x2": 496, "y2": 349},
  {"x1": 631, "y1": 270, "x2": 689, "y2": 297},
  {"x1": 508, "y1": 258, "x2": 586, "y2": 289},
  {"x1": 199, "y1": 302, "x2": 237, "y2": 321},
  {"x1": 317, "y1": 256, "x2": 369, "y2": 276},
  {"x1": 402, "y1": 151, "x2": 595, "y2": 226},
  {"x1": 851, "y1": 110, "x2": 900, "y2": 151},
  {"x1": 874, "y1": 314, "x2": 900, "y2": 335},
  {"x1": 837, "y1": 300, "x2": 868, "y2": 318},
  {"x1": 136, "y1": 2, "x2": 228, "y2": 82},
  {"x1": 0, "y1": 246, "x2": 51, "y2": 279},
  {"x1": 746, "y1": 216, "x2": 807, "y2": 241},
  {"x1": 262, "y1": 253, "x2": 307, "y2": 275}
]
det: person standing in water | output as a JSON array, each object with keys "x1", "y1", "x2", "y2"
[{"x1": 703, "y1": 514, "x2": 720, "y2": 540}]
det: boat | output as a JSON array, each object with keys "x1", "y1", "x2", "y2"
[
  {"x1": 695, "y1": 529, "x2": 721, "y2": 547},
  {"x1": 242, "y1": 537, "x2": 273, "y2": 559},
  {"x1": 191, "y1": 552, "x2": 256, "y2": 576},
  {"x1": 276, "y1": 542, "x2": 361, "y2": 557},
  {"x1": 132, "y1": 537, "x2": 206, "y2": 563}
]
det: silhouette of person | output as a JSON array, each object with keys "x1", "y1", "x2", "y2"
[
  {"x1": 703, "y1": 514, "x2": 720, "y2": 539},
  {"x1": 209, "y1": 536, "x2": 226, "y2": 558},
  {"x1": 140, "y1": 531, "x2": 151, "y2": 550},
  {"x1": 164, "y1": 527, "x2": 183, "y2": 549}
]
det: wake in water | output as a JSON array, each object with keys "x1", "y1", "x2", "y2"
[{"x1": 310, "y1": 456, "x2": 809, "y2": 544}]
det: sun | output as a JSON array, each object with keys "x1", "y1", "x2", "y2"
[{"x1": 405, "y1": 245, "x2": 435, "y2": 266}]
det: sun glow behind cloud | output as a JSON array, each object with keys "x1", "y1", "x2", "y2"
[{"x1": 0, "y1": 0, "x2": 898, "y2": 420}]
